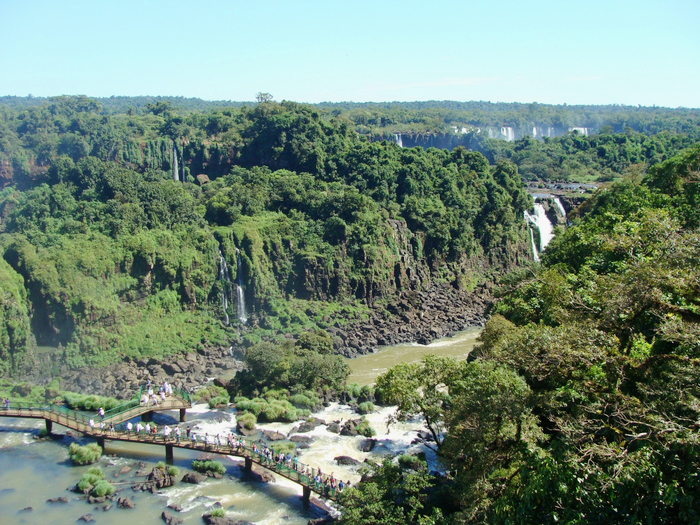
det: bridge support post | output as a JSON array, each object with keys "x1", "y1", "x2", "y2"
[
  {"x1": 302, "y1": 485, "x2": 311, "y2": 507},
  {"x1": 244, "y1": 457, "x2": 252, "y2": 473},
  {"x1": 96, "y1": 436, "x2": 105, "y2": 450},
  {"x1": 45, "y1": 419, "x2": 53, "y2": 435},
  {"x1": 179, "y1": 408, "x2": 186, "y2": 423},
  {"x1": 165, "y1": 444, "x2": 174, "y2": 465},
  {"x1": 141, "y1": 411, "x2": 153, "y2": 423}
]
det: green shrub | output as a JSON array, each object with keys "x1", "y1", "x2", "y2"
[
  {"x1": 63, "y1": 392, "x2": 122, "y2": 411},
  {"x1": 77, "y1": 466, "x2": 107, "y2": 494},
  {"x1": 272, "y1": 442, "x2": 297, "y2": 455},
  {"x1": 91, "y1": 479, "x2": 116, "y2": 497},
  {"x1": 359, "y1": 384, "x2": 375, "y2": 402},
  {"x1": 237, "y1": 412, "x2": 257, "y2": 430},
  {"x1": 397, "y1": 453, "x2": 427, "y2": 471},
  {"x1": 69, "y1": 442, "x2": 102, "y2": 465},
  {"x1": 209, "y1": 508, "x2": 226, "y2": 518},
  {"x1": 357, "y1": 401, "x2": 375, "y2": 415},
  {"x1": 345, "y1": 382, "x2": 362, "y2": 399},
  {"x1": 208, "y1": 396, "x2": 229, "y2": 408},
  {"x1": 289, "y1": 391, "x2": 320, "y2": 410},
  {"x1": 356, "y1": 418, "x2": 376, "y2": 438},
  {"x1": 191, "y1": 460, "x2": 226, "y2": 476},
  {"x1": 194, "y1": 385, "x2": 230, "y2": 405},
  {"x1": 167, "y1": 466, "x2": 179, "y2": 477}
]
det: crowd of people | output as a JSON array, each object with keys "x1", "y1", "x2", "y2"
[{"x1": 84, "y1": 380, "x2": 352, "y2": 496}]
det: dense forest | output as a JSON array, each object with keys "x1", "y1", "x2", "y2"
[
  {"x1": 1, "y1": 95, "x2": 698, "y2": 522},
  {"x1": 341, "y1": 144, "x2": 700, "y2": 524}
]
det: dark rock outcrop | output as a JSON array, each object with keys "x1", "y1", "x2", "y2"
[
  {"x1": 181, "y1": 472, "x2": 207, "y2": 484},
  {"x1": 334, "y1": 455, "x2": 361, "y2": 467},
  {"x1": 162, "y1": 510, "x2": 184, "y2": 525},
  {"x1": 357, "y1": 439, "x2": 376, "y2": 452}
]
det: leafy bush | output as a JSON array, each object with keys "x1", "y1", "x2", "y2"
[
  {"x1": 345, "y1": 382, "x2": 362, "y2": 399},
  {"x1": 191, "y1": 460, "x2": 226, "y2": 476},
  {"x1": 356, "y1": 418, "x2": 376, "y2": 438},
  {"x1": 397, "y1": 453, "x2": 427, "y2": 471},
  {"x1": 194, "y1": 385, "x2": 230, "y2": 405},
  {"x1": 289, "y1": 391, "x2": 321, "y2": 410},
  {"x1": 208, "y1": 396, "x2": 229, "y2": 408},
  {"x1": 63, "y1": 392, "x2": 122, "y2": 411},
  {"x1": 69, "y1": 442, "x2": 102, "y2": 465},
  {"x1": 237, "y1": 411, "x2": 257, "y2": 430},
  {"x1": 209, "y1": 508, "x2": 226, "y2": 518},
  {"x1": 91, "y1": 479, "x2": 116, "y2": 497},
  {"x1": 357, "y1": 401, "x2": 375, "y2": 415},
  {"x1": 236, "y1": 396, "x2": 299, "y2": 422}
]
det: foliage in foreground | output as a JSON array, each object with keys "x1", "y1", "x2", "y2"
[
  {"x1": 351, "y1": 145, "x2": 700, "y2": 524},
  {"x1": 77, "y1": 466, "x2": 115, "y2": 497}
]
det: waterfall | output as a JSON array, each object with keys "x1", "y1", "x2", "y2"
[
  {"x1": 524, "y1": 202, "x2": 554, "y2": 252},
  {"x1": 172, "y1": 143, "x2": 179, "y2": 182},
  {"x1": 393, "y1": 133, "x2": 403, "y2": 148},
  {"x1": 236, "y1": 250, "x2": 247, "y2": 324},
  {"x1": 569, "y1": 127, "x2": 589, "y2": 136},
  {"x1": 553, "y1": 197, "x2": 567, "y2": 219},
  {"x1": 529, "y1": 227, "x2": 540, "y2": 262},
  {"x1": 218, "y1": 250, "x2": 231, "y2": 325},
  {"x1": 499, "y1": 126, "x2": 515, "y2": 141},
  {"x1": 532, "y1": 127, "x2": 537, "y2": 138}
]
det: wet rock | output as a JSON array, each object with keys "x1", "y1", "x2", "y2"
[
  {"x1": 102, "y1": 504, "x2": 112, "y2": 511},
  {"x1": 19, "y1": 506, "x2": 33, "y2": 512},
  {"x1": 236, "y1": 420, "x2": 257, "y2": 436},
  {"x1": 78, "y1": 514, "x2": 94, "y2": 522},
  {"x1": 181, "y1": 471, "x2": 207, "y2": 484},
  {"x1": 340, "y1": 419, "x2": 363, "y2": 437},
  {"x1": 326, "y1": 422, "x2": 340, "y2": 434},
  {"x1": 87, "y1": 495, "x2": 105, "y2": 504},
  {"x1": 117, "y1": 496, "x2": 135, "y2": 509},
  {"x1": 334, "y1": 455, "x2": 361, "y2": 467},
  {"x1": 202, "y1": 513, "x2": 254, "y2": 525},
  {"x1": 262, "y1": 430, "x2": 286, "y2": 441},
  {"x1": 289, "y1": 435, "x2": 313, "y2": 445},
  {"x1": 241, "y1": 464, "x2": 276, "y2": 483},
  {"x1": 162, "y1": 510, "x2": 183, "y2": 525},
  {"x1": 47, "y1": 496, "x2": 69, "y2": 503},
  {"x1": 167, "y1": 503, "x2": 183, "y2": 512},
  {"x1": 357, "y1": 439, "x2": 376, "y2": 452},
  {"x1": 119, "y1": 466, "x2": 132, "y2": 474}
]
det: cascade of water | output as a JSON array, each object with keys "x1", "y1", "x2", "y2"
[
  {"x1": 553, "y1": 197, "x2": 567, "y2": 218},
  {"x1": 569, "y1": 127, "x2": 589, "y2": 136},
  {"x1": 172, "y1": 143, "x2": 179, "y2": 182},
  {"x1": 393, "y1": 133, "x2": 403, "y2": 148},
  {"x1": 236, "y1": 250, "x2": 248, "y2": 324},
  {"x1": 218, "y1": 250, "x2": 231, "y2": 325},
  {"x1": 500, "y1": 126, "x2": 515, "y2": 141},
  {"x1": 529, "y1": 227, "x2": 540, "y2": 262},
  {"x1": 532, "y1": 202, "x2": 554, "y2": 251},
  {"x1": 532, "y1": 127, "x2": 537, "y2": 138}
]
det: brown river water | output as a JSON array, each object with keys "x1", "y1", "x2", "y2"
[{"x1": 0, "y1": 328, "x2": 481, "y2": 524}]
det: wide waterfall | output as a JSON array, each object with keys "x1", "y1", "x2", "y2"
[
  {"x1": 236, "y1": 250, "x2": 248, "y2": 324},
  {"x1": 500, "y1": 126, "x2": 515, "y2": 141},
  {"x1": 393, "y1": 133, "x2": 403, "y2": 148}
]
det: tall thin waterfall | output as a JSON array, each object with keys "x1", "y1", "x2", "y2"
[
  {"x1": 172, "y1": 143, "x2": 179, "y2": 182},
  {"x1": 553, "y1": 197, "x2": 567, "y2": 219},
  {"x1": 393, "y1": 133, "x2": 403, "y2": 148},
  {"x1": 235, "y1": 250, "x2": 247, "y2": 324},
  {"x1": 529, "y1": 227, "x2": 540, "y2": 262},
  {"x1": 218, "y1": 250, "x2": 232, "y2": 325}
]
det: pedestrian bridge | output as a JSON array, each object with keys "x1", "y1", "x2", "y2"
[{"x1": 0, "y1": 388, "x2": 340, "y2": 503}]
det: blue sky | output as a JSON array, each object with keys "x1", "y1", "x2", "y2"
[{"x1": 1, "y1": 0, "x2": 698, "y2": 108}]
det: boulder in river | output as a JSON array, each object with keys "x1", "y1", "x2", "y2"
[{"x1": 334, "y1": 455, "x2": 361, "y2": 467}]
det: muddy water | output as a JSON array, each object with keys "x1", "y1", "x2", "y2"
[{"x1": 346, "y1": 326, "x2": 482, "y2": 386}]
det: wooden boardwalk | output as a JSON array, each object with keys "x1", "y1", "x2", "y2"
[{"x1": 0, "y1": 392, "x2": 340, "y2": 502}]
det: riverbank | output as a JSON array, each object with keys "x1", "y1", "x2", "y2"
[{"x1": 15, "y1": 282, "x2": 489, "y2": 399}]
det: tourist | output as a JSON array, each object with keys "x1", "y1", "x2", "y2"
[
  {"x1": 192, "y1": 433, "x2": 198, "y2": 446},
  {"x1": 89, "y1": 418, "x2": 95, "y2": 431},
  {"x1": 98, "y1": 407, "x2": 105, "y2": 419},
  {"x1": 175, "y1": 426, "x2": 181, "y2": 444},
  {"x1": 338, "y1": 479, "x2": 344, "y2": 492},
  {"x1": 126, "y1": 421, "x2": 133, "y2": 434},
  {"x1": 144, "y1": 422, "x2": 151, "y2": 434},
  {"x1": 293, "y1": 455, "x2": 299, "y2": 471},
  {"x1": 136, "y1": 422, "x2": 144, "y2": 434},
  {"x1": 99, "y1": 420, "x2": 105, "y2": 433},
  {"x1": 160, "y1": 390, "x2": 166, "y2": 403},
  {"x1": 164, "y1": 425, "x2": 171, "y2": 441}
]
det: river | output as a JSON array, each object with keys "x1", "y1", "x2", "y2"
[{"x1": 0, "y1": 328, "x2": 481, "y2": 524}]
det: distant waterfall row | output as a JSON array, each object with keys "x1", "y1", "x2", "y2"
[
  {"x1": 524, "y1": 196, "x2": 567, "y2": 261},
  {"x1": 217, "y1": 247, "x2": 247, "y2": 325}
]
